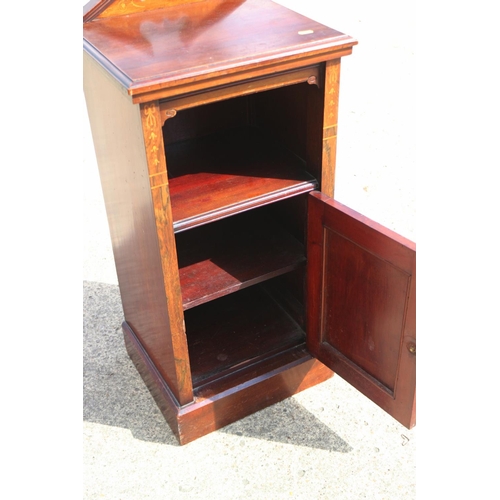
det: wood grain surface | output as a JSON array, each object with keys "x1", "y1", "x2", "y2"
[{"x1": 83, "y1": 0, "x2": 356, "y2": 99}]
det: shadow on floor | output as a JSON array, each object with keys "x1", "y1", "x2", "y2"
[{"x1": 83, "y1": 280, "x2": 352, "y2": 451}]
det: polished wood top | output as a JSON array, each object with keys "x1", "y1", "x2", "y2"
[
  {"x1": 83, "y1": 0, "x2": 356, "y2": 99},
  {"x1": 84, "y1": 1, "x2": 208, "y2": 22}
]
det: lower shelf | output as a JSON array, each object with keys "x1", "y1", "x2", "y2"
[{"x1": 185, "y1": 285, "x2": 306, "y2": 387}]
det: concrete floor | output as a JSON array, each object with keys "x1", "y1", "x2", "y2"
[{"x1": 83, "y1": 1, "x2": 416, "y2": 498}]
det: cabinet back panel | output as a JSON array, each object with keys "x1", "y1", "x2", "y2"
[
  {"x1": 162, "y1": 82, "x2": 324, "y2": 186},
  {"x1": 252, "y1": 82, "x2": 324, "y2": 181},
  {"x1": 163, "y1": 96, "x2": 249, "y2": 144},
  {"x1": 252, "y1": 84, "x2": 308, "y2": 157},
  {"x1": 264, "y1": 194, "x2": 308, "y2": 245}
]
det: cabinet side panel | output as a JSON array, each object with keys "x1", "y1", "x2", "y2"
[{"x1": 83, "y1": 52, "x2": 193, "y2": 405}]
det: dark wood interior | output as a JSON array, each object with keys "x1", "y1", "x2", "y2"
[
  {"x1": 163, "y1": 84, "x2": 323, "y2": 232},
  {"x1": 173, "y1": 205, "x2": 311, "y2": 394},
  {"x1": 175, "y1": 207, "x2": 306, "y2": 310},
  {"x1": 162, "y1": 87, "x2": 319, "y2": 394},
  {"x1": 185, "y1": 285, "x2": 306, "y2": 388}
]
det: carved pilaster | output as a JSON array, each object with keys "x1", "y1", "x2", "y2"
[{"x1": 140, "y1": 101, "x2": 193, "y2": 405}]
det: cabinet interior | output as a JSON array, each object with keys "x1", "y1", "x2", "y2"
[{"x1": 162, "y1": 82, "x2": 323, "y2": 392}]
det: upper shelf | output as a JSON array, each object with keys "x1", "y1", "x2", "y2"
[
  {"x1": 166, "y1": 126, "x2": 318, "y2": 232},
  {"x1": 83, "y1": 0, "x2": 357, "y2": 100}
]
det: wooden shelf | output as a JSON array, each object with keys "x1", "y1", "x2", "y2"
[
  {"x1": 184, "y1": 286, "x2": 306, "y2": 387},
  {"x1": 176, "y1": 212, "x2": 305, "y2": 310},
  {"x1": 166, "y1": 126, "x2": 318, "y2": 232}
]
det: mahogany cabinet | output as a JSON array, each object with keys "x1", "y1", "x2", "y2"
[{"x1": 83, "y1": 0, "x2": 416, "y2": 445}]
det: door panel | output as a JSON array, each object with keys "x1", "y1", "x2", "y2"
[{"x1": 307, "y1": 192, "x2": 416, "y2": 428}]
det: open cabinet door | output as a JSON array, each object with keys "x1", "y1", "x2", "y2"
[{"x1": 307, "y1": 191, "x2": 416, "y2": 428}]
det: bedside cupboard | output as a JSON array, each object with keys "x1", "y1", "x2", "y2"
[{"x1": 83, "y1": 0, "x2": 416, "y2": 444}]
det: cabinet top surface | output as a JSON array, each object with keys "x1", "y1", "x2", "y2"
[{"x1": 83, "y1": 0, "x2": 356, "y2": 97}]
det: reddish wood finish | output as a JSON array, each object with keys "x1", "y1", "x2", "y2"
[
  {"x1": 159, "y1": 65, "x2": 321, "y2": 117},
  {"x1": 83, "y1": 0, "x2": 356, "y2": 101},
  {"x1": 306, "y1": 192, "x2": 416, "y2": 428},
  {"x1": 83, "y1": 53, "x2": 193, "y2": 406}
]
